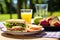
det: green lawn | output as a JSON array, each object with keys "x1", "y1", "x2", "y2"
[
  {"x1": 0, "y1": 14, "x2": 18, "y2": 21},
  {"x1": 0, "y1": 12, "x2": 60, "y2": 21},
  {"x1": 34, "y1": 12, "x2": 60, "y2": 17},
  {"x1": 52, "y1": 12, "x2": 60, "y2": 16}
]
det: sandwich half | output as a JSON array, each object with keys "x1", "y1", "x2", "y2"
[{"x1": 4, "y1": 19, "x2": 26, "y2": 31}]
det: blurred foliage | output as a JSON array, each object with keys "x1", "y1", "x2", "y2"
[
  {"x1": 7, "y1": 0, "x2": 10, "y2": 3},
  {"x1": 0, "y1": 0, "x2": 60, "y2": 21},
  {"x1": 0, "y1": 0, "x2": 60, "y2": 14}
]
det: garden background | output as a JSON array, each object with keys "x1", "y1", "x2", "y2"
[{"x1": 0, "y1": 0, "x2": 60, "y2": 21}]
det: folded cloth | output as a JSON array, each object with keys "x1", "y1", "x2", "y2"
[
  {"x1": 25, "y1": 31, "x2": 60, "y2": 38},
  {"x1": 34, "y1": 32, "x2": 60, "y2": 38},
  {"x1": 0, "y1": 22, "x2": 4, "y2": 29},
  {"x1": 43, "y1": 32, "x2": 60, "y2": 38}
]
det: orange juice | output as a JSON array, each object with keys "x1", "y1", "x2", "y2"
[{"x1": 21, "y1": 13, "x2": 32, "y2": 23}]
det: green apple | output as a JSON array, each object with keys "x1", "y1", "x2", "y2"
[{"x1": 34, "y1": 17, "x2": 43, "y2": 25}]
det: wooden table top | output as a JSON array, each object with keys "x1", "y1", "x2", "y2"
[{"x1": 0, "y1": 31, "x2": 59, "y2": 40}]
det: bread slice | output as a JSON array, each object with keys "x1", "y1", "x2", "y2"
[
  {"x1": 6, "y1": 19, "x2": 25, "y2": 23},
  {"x1": 27, "y1": 24, "x2": 42, "y2": 30}
]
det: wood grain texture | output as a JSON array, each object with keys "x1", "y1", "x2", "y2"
[{"x1": 0, "y1": 31, "x2": 58, "y2": 40}]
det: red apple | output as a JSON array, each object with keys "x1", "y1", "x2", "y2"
[
  {"x1": 40, "y1": 19, "x2": 50, "y2": 26},
  {"x1": 48, "y1": 18, "x2": 52, "y2": 22},
  {"x1": 54, "y1": 22, "x2": 60, "y2": 26},
  {"x1": 46, "y1": 17, "x2": 52, "y2": 22}
]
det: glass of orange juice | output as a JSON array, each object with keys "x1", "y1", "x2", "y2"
[{"x1": 21, "y1": 9, "x2": 32, "y2": 23}]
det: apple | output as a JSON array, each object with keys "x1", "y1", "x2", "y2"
[
  {"x1": 40, "y1": 19, "x2": 50, "y2": 26},
  {"x1": 46, "y1": 17, "x2": 52, "y2": 22},
  {"x1": 54, "y1": 21, "x2": 60, "y2": 26},
  {"x1": 47, "y1": 18, "x2": 52, "y2": 22},
  {"x1": 34, "y1": 17, "x2": 43, "y2": 25}
]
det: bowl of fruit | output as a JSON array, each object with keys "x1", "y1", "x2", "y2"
[{"x1": 34, "y1": 16, "x2": 60, "y2": 31}]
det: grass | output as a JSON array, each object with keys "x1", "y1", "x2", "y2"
[
  {"x1": 0, "y1": 14, "x2": 18, "y2": 21},
  {"x1": 34, "y1": 12, "x2": 60, "y2": 17},
  {"x1": 0, "y1": 12, "x2": 60, "y2": 21},
  {"x1": 52, "y1": 12, "x2": 60, "y2": 16}
]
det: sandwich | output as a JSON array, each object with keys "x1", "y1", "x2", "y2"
[{"x1": 4, "y1": 19, "x2": 26, "y2": 31}]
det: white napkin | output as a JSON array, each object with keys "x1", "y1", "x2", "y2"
[{"x1": 0, "y1": 22, "x2": 4, "y2": 29}]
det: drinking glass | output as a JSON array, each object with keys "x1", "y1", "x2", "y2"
[
  {"x1": 21, "y1": 9, "x2": 32, "y2": 23},
  {"x1": 35, "y1": 4, "x2": 48, "y2": 18}
]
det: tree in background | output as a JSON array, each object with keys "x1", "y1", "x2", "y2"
[
  {"x1": 0, "y1": 0, "x2": 60, "y2": 15},
  {"x1": 4, "y1": 0, "x2": 16, "y2": 13},
  {"x1": 47, "y1": 0, "x2": 58, "y2": 16},
  {"x1": 0, "y1": 3, "x2": 4, "y2": 13},
  {"x1": 17, "y1": 0, "x2": 22, "y2": 19},
  {"x1": 47, "y1": 0, "x2": 54, "y2": 16},
  {"x1": 54, "y1": 0, "x2": 60, "y2": 11},
  {"x1": 30, "y1": 0, "x2": 36, "y2": 18}
]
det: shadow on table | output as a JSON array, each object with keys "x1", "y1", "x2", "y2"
[{"x1": 1, "y1": 31, "x2": 46, "y2": 39}]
